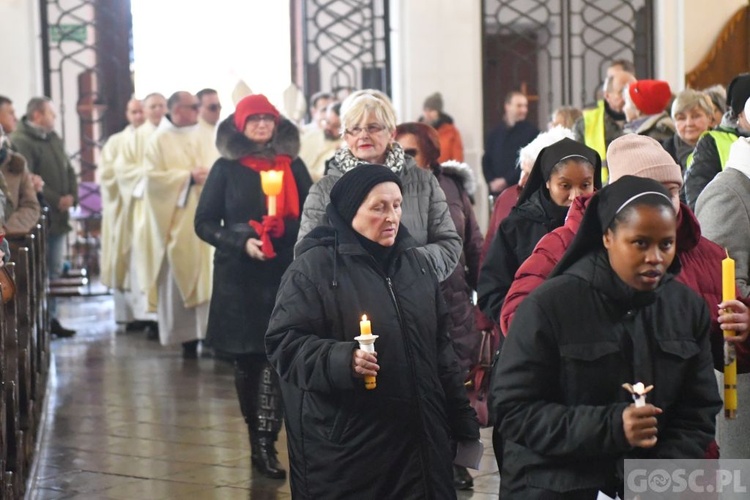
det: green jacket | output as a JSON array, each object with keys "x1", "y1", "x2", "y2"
[{"x1": 10, "y1": 118, "x2": 78, "y2": 234}]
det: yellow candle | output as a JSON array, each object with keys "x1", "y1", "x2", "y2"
[
  {"x1": 360, "y1": 314, "x2": 371, "y2": 335},
  {"x1": 723, "y1": 250, "x2": 737, "y2": 419},
  {"x1": 360, "y1": 314, "x2": 376, "y2": 390},
  {"x1": 260, "y1": 170, "x2": 284, "y2": 216}
]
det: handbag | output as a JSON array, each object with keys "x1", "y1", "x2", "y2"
[
  {"x1": 465, "y1": 329, "x2": 495, "y2": 427},
  {"x1": 0, "y1": 266, "x2": 16, "y2": 304}
]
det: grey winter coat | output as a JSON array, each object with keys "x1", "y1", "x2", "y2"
[{"x1": 296, "y1": 152, "x2": 461, "y2": 282}]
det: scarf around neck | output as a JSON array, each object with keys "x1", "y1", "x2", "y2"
[{"x1": 333, "y1": 141, "x2": 406, "y2": 174}]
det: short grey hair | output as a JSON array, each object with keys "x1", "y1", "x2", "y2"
[
  {"x1": 671, "y1": 89, "x2": 714, "y2": 119},
  {"x1": 339, "y1": 89, "x2": 397, "y2": 136},
  {"x1": 26, "y1": 96, "x2": 51, "y2": 117}
]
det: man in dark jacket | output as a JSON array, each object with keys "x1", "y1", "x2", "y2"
[
  {"x1": 482, "y1": 91, "x2": 538, "y2": 196},
  {"x1": 11, "y1": 97, "x2": 78, "y2": 337}
]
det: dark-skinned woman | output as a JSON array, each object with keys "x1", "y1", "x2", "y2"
[{"x1": 492, "y1": 176, "x2": 721, "y2": 498}]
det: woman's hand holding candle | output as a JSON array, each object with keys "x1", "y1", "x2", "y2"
[
  {"x1": 719, "y1": 299, "x2": 750, "y2": 344},
  {"x1": 622, "y1": 404, "x2": 662, "y2": 449},
  {"x1": 352, "y1": 350, "x2": 379, "y2": 378}
]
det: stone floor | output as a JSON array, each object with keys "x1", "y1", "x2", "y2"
[{"x1": 27, "y1": 296, "x2": 500, "y2": 499}]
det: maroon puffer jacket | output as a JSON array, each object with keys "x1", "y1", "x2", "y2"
[
  {"x1": 500, "y1": 195, "x2": 750, "y2": 374},
  {"x1": 437, "y1": 166, "x2": 484, "y2": 371}
]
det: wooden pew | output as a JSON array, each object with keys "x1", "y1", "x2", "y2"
[{"x1": 2, "y1": 263, "x2": 24, "y2": 498}]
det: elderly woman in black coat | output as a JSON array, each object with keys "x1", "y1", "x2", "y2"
[
  {"x1": 491, "y1": 176, "x2": 721, "y2": 499},
  {"x1": 194, "y1": 94, "x2": 312, "y2": 480},
  {"x1": 266, "y1": 165, "x2": 479, "y2": 499}
]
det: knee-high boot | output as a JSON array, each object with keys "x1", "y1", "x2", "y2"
[{"x1": 251, "y1": 363, "x2": 286, "y2": 479}]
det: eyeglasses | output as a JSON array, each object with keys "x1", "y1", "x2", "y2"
[
  {"x1": 403, "y1": 148, "x2": 418, "y2": 157},
  {"x1": 207, "y1": 104, "x2": 222, "y2": 112},
  {"x1": 344, "y1": 124, "x2": 386, "y2": 137},
  {"x1": 247, "y1": 114, "x2": 276, "y2": 124}
]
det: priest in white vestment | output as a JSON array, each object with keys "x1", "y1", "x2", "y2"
[
  {"x1": 197, "y1": 88, "x2": 221, "y2": 166},
  {"x1": 100, "y1": 98, "x2": 144, "y2": 323},
  {"x1": 298, "y1": 101, "x2": 342, "y2": 181},
  {"x1": 142, "y1": 91, "x2": 213, "y2": 354},
  {"x1": 115, "y1": 93, "x2": 166, "y2": 328}
]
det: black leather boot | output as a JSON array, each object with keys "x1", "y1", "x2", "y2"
[
  {"x1": 251, "y1": 434, "x2": 286, "y2": 480},
  {"x1": 453, "y1": 464, "x2": 474, "y2": 490},
  {"x1": 250, "y1": 364, "x2": 286, "y2": 480}
]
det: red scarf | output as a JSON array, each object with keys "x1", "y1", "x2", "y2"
[
  {"x1": 239, "y1": 154, "x2": 299, "y2": 219},
  {"x1": 241, "y1": 154, "x2": 299, "y2": 258}
]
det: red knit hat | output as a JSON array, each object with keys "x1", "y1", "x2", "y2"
[
  {"x1": 628, "y1": 80, "x2": 672, "y2": 115},
  {"x1": 233, "y1": 94, "x2": 280, "y2": 130}
]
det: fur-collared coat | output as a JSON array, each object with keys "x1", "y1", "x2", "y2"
[
  {"x1": 0, "y1": 150, "x2": 41, "y2": 234},
  {"x1": 195, "y1": 116, "x2": 312, "y2": 354}
]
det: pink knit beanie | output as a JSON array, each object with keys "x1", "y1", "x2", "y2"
[{"x1": 606, "y1": 134, "x2": 683, "y2": 187}]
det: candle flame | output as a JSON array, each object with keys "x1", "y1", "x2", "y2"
[{"x1": 361, "y1": 314, "x2": 367, "y2": 321}]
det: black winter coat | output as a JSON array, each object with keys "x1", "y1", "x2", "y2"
[
  {"x1": 683, "y1": 126, "x2": 746, "y2": 210},
  {"x1": 491, "y1": 250, "x2": 721, "y2": 499},
  {"x1": 265, "y1": 206, "x2": 479, "y2": 499},
  {"x1": 194, "y1": 116, "x2": 312, "y2": 354},
  {"x1": 482, "y1": 119, "x2": 539, "y2": 190},
  {"x1": 477, "y1": 189, "x2": 565, "y2": 324}
]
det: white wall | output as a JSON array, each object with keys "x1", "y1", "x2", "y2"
[
  {"x1": 654, "y1": 0, "x2": 685, "y2": 91},
  {"x1": 0, "y1": 0, "x2": 43, "y2": 110},
  {"x1": 390, "y1": 0, "x2": 489, "y2": 229}
]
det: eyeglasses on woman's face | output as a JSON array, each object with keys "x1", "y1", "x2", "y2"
[
  {"x1": 344, "y1": 123, "x2": 386, "y2": 137},
  {"x1": 247, "y1": 114, "x2": 276, "y2": 124}
]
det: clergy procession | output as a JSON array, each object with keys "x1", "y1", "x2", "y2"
[{"x1": 3, "y1": 13, "x2": 750, "y2": 495}]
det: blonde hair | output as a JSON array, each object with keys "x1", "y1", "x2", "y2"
[
  {"x1": 671, "y1": 89, "x2": 714, "y2": 119},
  {"x1": 340, "y1": 89, "x2": 397, "y2": 136}
]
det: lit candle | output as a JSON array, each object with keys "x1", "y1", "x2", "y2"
[
  {"x1": 260, "y1": 170, "x2": 284, "y2": 216},
  {"x1": 355, "y1": 314, "x2": 378, "y2": 390},
  {"x1": 723, "y1": 249, "x2": 738, "y2": 419},
  {"x1": 360, "y1": 314, "x2": 371, "y2": 335}
]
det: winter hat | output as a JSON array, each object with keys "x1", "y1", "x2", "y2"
[
  {"x1": 423, "y1": 92, "x2": 444, "y2": 112},
  {"x1": 628, "y1": 80, "x2": 672, "y2": 115},
  {"x1": 607, "y1": 134, "x2": 683, "y2": 188},
  {"x1": 330, "y1": 164, "x2": 403, "y2": 223},
  {"x1": 727, "y1": 73, "x2": 750, "y2": 116},
  {"x1": 233, "y1": 94, "x2": 280, "y2": 131}
]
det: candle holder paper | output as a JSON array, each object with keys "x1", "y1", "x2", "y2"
[{"x1": 260, "y1": 170, "x2": 284, "y2": 216}]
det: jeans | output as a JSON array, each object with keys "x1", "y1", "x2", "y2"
[{"x1": 47, "y1": 232, "x2": 66, "y2": 319}]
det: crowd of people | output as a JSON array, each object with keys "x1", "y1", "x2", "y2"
[{"x1": 4, "y1": 57, "x2": 750, "y2": 498}]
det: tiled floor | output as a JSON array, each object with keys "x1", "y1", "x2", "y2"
[{"x1": 28, "y1": 296, "x2": 500, "y2": 499}]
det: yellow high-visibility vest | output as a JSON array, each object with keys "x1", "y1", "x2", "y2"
[
  {"x1": 583, "y1": 100, "x2": 608, "y2": 184},
  {"x1": 685, "y1": 130, "x2": 738, "y2": 170}
]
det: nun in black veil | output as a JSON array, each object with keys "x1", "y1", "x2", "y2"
[
  {"x1": 491, "y1": 175, "x2": 721, "y2": 499},
  {"x1": 477, "y1": 137, "x2": 601, "y2": 325}
]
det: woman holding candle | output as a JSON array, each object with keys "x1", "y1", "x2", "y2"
[
  {"x1": 296, "y1": 89, "x2": 462, "y2": 283},
  {"x1": 194, "y1": 94, "x2": 312, "y2": 479},
  {"x1": 696, "y1": 133, "x2": 750, "y2": 456},
  {"x1": 492, "y1": 176, "x2": 722, "y2": 498},
  {"x1": 266, "y1": 165, "x2": 479, "y2": 499}
]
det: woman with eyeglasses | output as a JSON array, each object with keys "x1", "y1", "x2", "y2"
[
  {"x1": 297, "y1": 89, "x2": 461, "y2": 282},
  {"x1": 194, "y1": 94, "x2": 313, "y2": 480}
]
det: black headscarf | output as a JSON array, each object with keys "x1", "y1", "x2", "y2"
[
  {"x1": 328, "y1": 164, "x2": 404, "y2": 268},
  {"x1": 330, "y1": 164, "x2": 403, "y2": 223},
  {"x1": 550, "y1": 175, "x2": 673, "y2": 278},
  {"x1": 517, "y1": 137, "x2": 602, "y2": 206}
]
